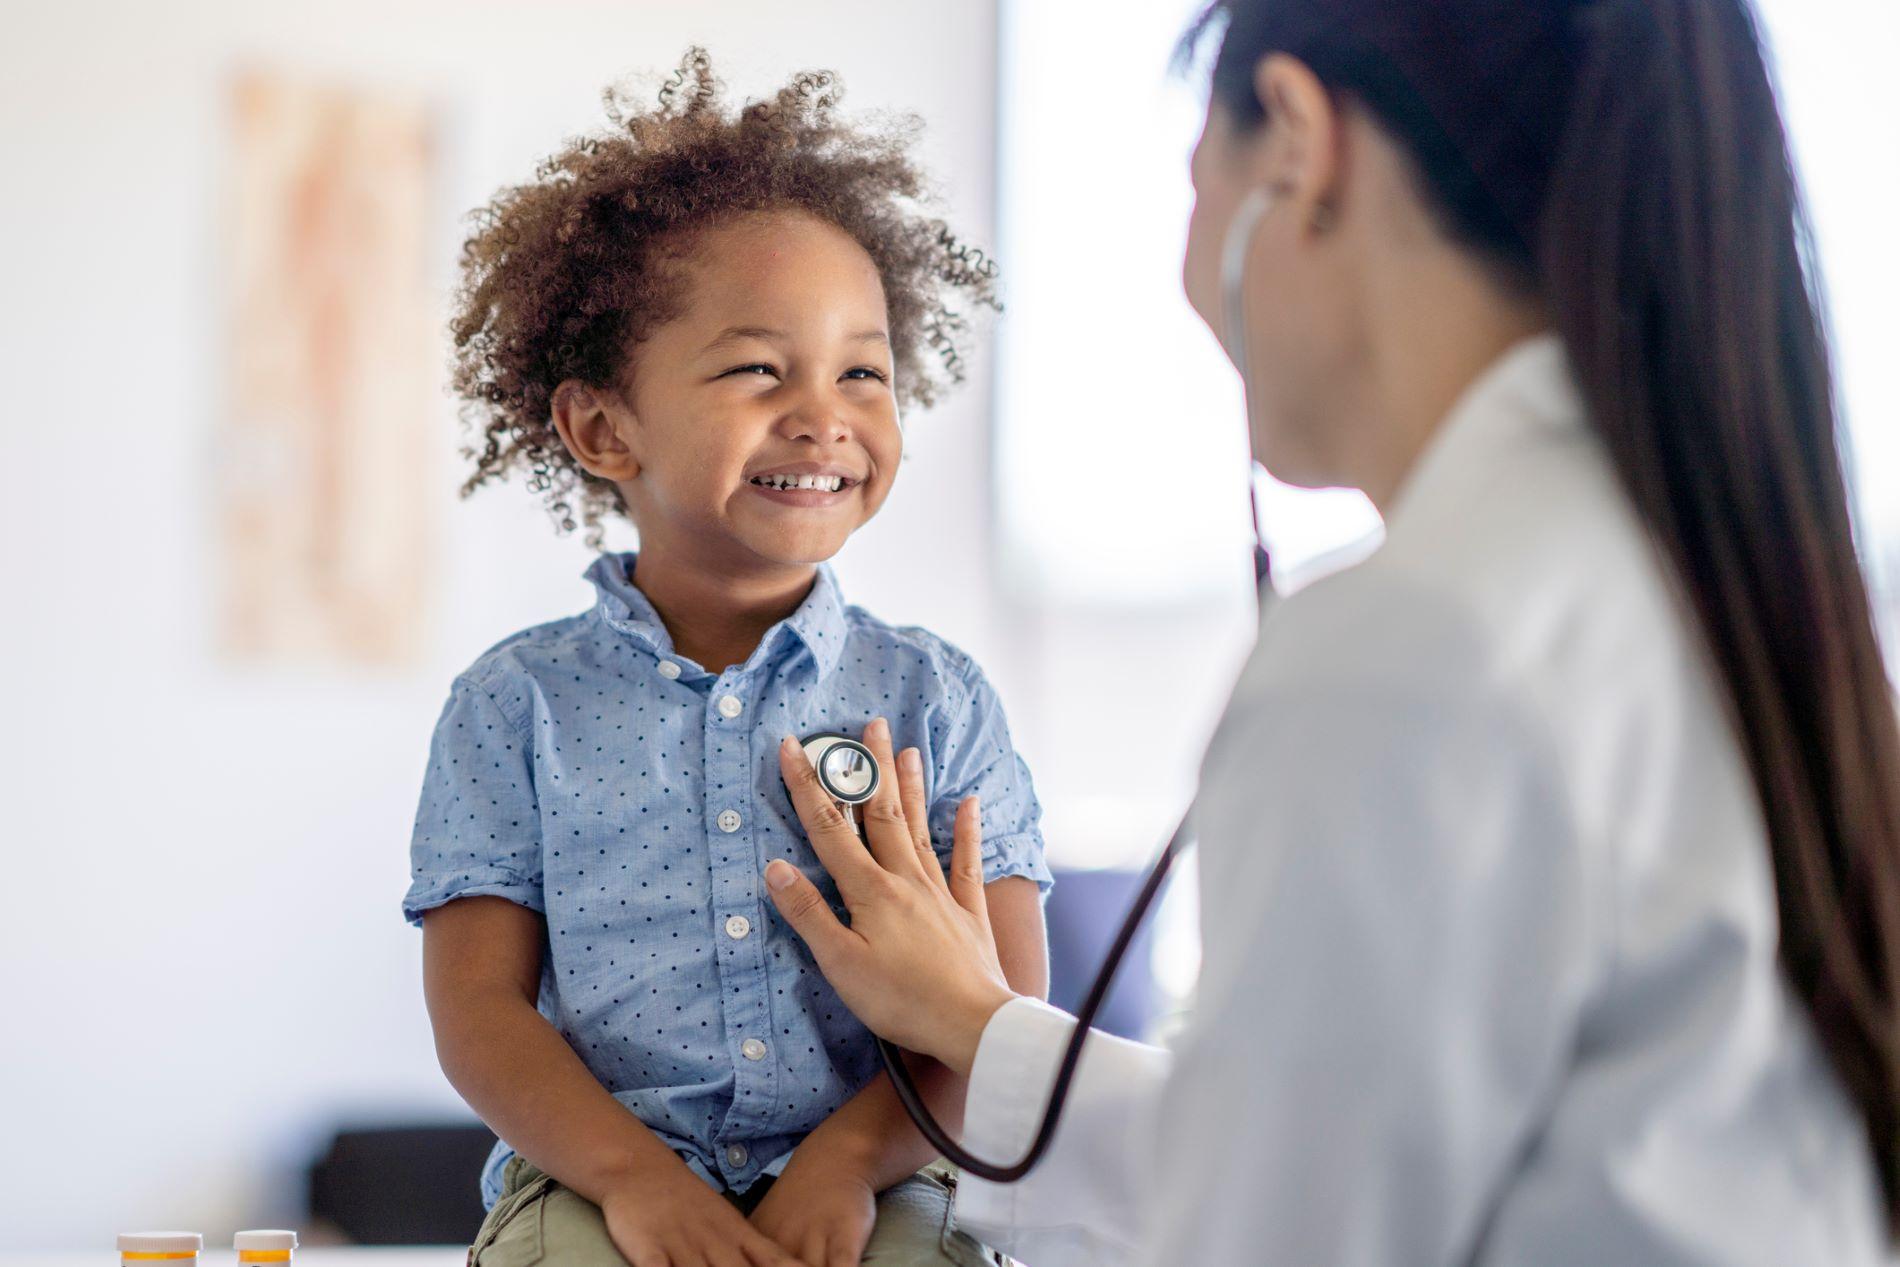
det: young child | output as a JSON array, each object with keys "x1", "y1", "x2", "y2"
[{"x1": 404, "y1": 53, "x2": 1050, "y2": 1267}]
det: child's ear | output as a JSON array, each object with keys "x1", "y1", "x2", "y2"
[{"x1": 551, "y1": 380, "x2": 641, "y2": 482}]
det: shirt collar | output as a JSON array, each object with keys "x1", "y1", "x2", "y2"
[
  {"x1": 584, "y1": 552, "x2": 850, "y2": 681},
  {"x1": 1379, "y1": 332, "x2": 1587, "y2": 542}
]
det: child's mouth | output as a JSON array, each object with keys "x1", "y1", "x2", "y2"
[{"x1": 746, "y1": 472, "x2": 860, "y2": 506}]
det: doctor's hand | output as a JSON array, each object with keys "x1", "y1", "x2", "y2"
[{"x1": 767, "y1": 718, "x2": 1017, "y2": 1077}]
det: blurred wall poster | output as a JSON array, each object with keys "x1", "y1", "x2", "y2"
[{"x1": 221, "y1": 70, "x2": 435, "y2": 665}]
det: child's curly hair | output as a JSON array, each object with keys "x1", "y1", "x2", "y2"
[{"x1": 448, "y1": 49, "x2": 1001, "y2": 544}]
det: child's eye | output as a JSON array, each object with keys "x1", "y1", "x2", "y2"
[
  {"x1": 843, "y1": 367, "x2": 889, "y2": 383},
  {"x1": 723, "y1": 363, "x2": 779, "y2": 379}
]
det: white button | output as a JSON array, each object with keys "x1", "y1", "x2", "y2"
[
  {"x1": 741, "y1": 1038, "x2": 768, "y2": 1062},
  {"x1": 726, "y1": 1143, "x2": 749, "y2": 1167},
  {"x1": 657, "y1": 660, "x2": 681, "y2": 680},
  {"x1": 724, "y1": 914, "x2": 751, "y2": 940},
  {"x1": 716, "y1": 809, "x2": 742, "y2": 833},
  {"x1": 717, "y1": 694, "x2": 743, "y2": 719}
]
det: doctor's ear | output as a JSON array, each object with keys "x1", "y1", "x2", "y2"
[
  {"x1": 1249, "y1": 54, "x2": 1344, "y2": 236},
  {"x1": 551, "y1": 380, "x2": 642, "y2": 482}
]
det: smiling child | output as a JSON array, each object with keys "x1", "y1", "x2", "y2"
[{"x1": 403, "y1": 52, "x2": 1051, "y2": 1267}]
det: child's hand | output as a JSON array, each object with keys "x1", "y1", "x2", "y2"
[
  {"x1": 746, "y1": 1154, "x2": 878, "y2": 1267},
  {"x1": 600, "y1": 1162, "x2": 809, "y2": 1267}
]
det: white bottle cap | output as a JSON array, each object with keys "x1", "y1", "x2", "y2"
[
  {"x1": 234, "y1": 1230, "x2": 298, "y2": 1251},
  {"x1": 118, "y1": 1231, "x2": 203, "y2": 1253}
]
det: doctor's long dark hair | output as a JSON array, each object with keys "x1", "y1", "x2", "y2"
[{"x1": 1192, "y1": 0, "x2": 1900, "y2": 1230}]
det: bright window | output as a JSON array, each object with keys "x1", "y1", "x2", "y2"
[
  {"x1": 1756, "y1": 0, "x2": 1900, "y2": 656},
  {"x1": 993, "y1": 0, "x2": 1381, "y2": 611}
]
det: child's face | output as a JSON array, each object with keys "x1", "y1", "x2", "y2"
[{"x1": 563, "y1": 210, "x2": 901, "y2": 575}]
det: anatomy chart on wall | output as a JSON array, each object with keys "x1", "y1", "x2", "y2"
[{"x1": 220, "y1": 70, "x2": 436, "y2": 666}]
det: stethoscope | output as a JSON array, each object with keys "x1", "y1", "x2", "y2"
[
  {"x1": 798, "y1": 731, "x2": 1193, "y2": 1183},
  {"x1": 791, "y1": 185, "x2": 1280, "y2": 1184}
]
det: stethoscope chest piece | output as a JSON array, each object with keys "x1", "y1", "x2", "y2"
[{"x1": 799, "y1": 732, "x2": 880, "y2": 809}]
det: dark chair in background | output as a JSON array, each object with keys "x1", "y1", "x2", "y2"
[
  {"x1": 1043, "y1": 866, "x2": 1167, "y2": 1041},
  {"x1": 307, "y1": 1122, "x2": 496, "y2": 1244}
]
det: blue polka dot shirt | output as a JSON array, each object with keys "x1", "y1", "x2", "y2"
[{"x1": 404, "y1": 552, "x2": 1052, "y2": 1207}]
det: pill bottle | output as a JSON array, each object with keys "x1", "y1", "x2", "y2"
[
  {"x1": 117, "y1": 1232, "x2": 201, "y2": 1265},
  {"x1": 235, "y1": 1230, "x2": 298, "y2": 1264}
]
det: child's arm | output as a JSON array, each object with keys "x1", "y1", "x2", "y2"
[
  {"x1": 422, "y1": 896, "x2": 677, "y2": 1197},
  {"x1": 777, "y1": 875, "x2": 1049, "y2": 1189},
  {"x1": 423, "y1": 895, "x2": 799, "y2": 1267}
]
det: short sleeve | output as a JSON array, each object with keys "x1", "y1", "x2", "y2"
[
  {"x1": 928, "y1": 660, "x2": 1053, "y2": 896},
  {"x1": 402, "y1": 674, "x2": 545, "y2": 926}
]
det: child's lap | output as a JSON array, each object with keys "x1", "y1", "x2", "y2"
[
  {"x1": 469, "y1": 1156, "x2": 997, "y2": 1266},
  {"x1": 859, "y1": 1162, "x2": 996, "y2": 1265}
]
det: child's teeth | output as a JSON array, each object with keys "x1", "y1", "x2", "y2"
[{"x1": 754, "y1": 474, "x2": 845, "y2": 491}]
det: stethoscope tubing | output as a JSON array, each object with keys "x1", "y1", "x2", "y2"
[{"x1": 874, "y1": 813, "x2": 1193, "y2": 1183}]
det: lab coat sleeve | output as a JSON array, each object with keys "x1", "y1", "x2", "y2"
[{"x1": 954, "y1": 996, "x2": 1172, "y2": 1263}]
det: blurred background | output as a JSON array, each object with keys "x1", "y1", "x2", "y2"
[{"x1": 1, "y1": 0, "x2": 1893, "y2": 1256}]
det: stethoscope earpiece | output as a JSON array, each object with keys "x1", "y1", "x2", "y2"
[{"x1": 1218, "y1": 184, "x2": 1277, "y2": 376}]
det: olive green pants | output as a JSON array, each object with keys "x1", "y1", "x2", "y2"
[{"x1": 469, "y1": 1155, "x2": 1001, "y2": 1266}]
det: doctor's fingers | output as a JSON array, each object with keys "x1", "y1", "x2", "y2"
[
  {"x1": 947, "y1": 795, "x2": 987, "y2": 915},
  {"x1": 762, "y1": 858, "x2": 864, "y2": 987},
  {"x1": 855, "y1": 718, "x2": 928, "y2": 880},
  {"x1": 895, "y1": 746, "x2": 941, "y2": 880},
  {"x1": 778, "y1": 737, "x2": 887, "y2": 898}
]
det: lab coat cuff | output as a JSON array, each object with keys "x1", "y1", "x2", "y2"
[{"x1": 955, "y1": 995, "x2": 1077, "y2": 1241}]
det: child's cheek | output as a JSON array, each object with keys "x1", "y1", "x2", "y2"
[{"x1": 864, "y1": 466, "x2": 899, "y2": 518}]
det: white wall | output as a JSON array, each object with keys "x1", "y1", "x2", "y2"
[{"x1": 0, "y1": 0, "x2": 1001, "y2": 1249}]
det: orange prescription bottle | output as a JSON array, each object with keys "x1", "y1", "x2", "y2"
[
  {"x1": 117, "y1": 1232, "x2": 201, "y2": 1265},
  {"x1": 235, "y1": 1230, "x2": 298, "y2": 1264}
]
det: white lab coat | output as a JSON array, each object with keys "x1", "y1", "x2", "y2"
[{"x1": 953, "y1": 336, "x2": 1889, "y2": 1266}]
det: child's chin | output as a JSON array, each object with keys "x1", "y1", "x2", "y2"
[{"x1": 748, "y1": 532, "x2": 848, "y2": 569}]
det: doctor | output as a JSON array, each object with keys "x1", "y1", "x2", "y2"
[{"x1": 761, "y1": 0, "x2": 1900, "y2": 1262}]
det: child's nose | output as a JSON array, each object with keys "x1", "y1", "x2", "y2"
[{"x1": 776, "y1": 397, "x2": 851, "y2": 444}]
